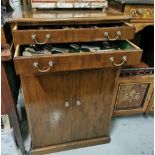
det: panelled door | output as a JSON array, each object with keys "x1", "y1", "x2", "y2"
[
  {"x1": 72, "y1": 69, "x2": 118, "y2": 141},
  {"x1": 113, "y1": 76, "x2": 154, "y2": 116},
  {"x1": 21, "y1": 72, "x2": 73, "y2": 148}
]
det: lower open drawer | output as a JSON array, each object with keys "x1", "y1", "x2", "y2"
[{"x1": 14, "y1": 40, "x2": 142, "y2": 75}]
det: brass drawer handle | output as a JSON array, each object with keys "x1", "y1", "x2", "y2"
[
  {"x1": 64, "y1": 101, "x2": 70, "y2": 108},
  {"x1": 129, "y1": 9, "x2": 137, "y2": 16},
  {"x1": 31, "y1": 34, "x2": 51, "y2": 45},
  {"x1": 104, "y1": 31, "x2": 121, "y2": 41},
  {"x1": 76, "y1": 100, "x2": 82, "y2": 106},
  {"x1": 109, "y1": 56, "x2": 127, "y2": 67},
  {"x1": 33, "y1": 61, "x2": 53, "y2": 72}
]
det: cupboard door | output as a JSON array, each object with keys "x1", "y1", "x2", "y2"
[
  {"x1": 72, "y1": 69, "x2": 118, "y2": 141},
  {"x1": 113, "y1": 76, "x2": 154, "y2": 116},
  {"x1": 21, "y1": 72, "x2": 73, "y2": 148},
  {"x1": 115, "y1": 83, "x2": 149, "y2": 110}
]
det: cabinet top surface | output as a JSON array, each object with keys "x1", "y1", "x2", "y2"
[
  {"x1": 112, "y1": 0, "x2": 154, "y2": 5},
  {"x1": 8, "y1": 6, "x2": 131, "y2": 24}
]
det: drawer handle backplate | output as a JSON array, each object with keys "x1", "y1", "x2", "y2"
[
  {"x1": 31, "y1": 34, "x2": 51, "y2": 45},
  {"x1": 33, "y1": 61, "x2": 53, "y2": 73},
  {"x1": 109, "y1": 56, "x2": 127, "y2": 67},
  {"x1": 104, "y1": 31, "x2": 121, "y2": 41}
]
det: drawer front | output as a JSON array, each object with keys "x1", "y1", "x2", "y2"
[
  {"x1": 14, "y1": 41, "x2": 142, "y2": 75},
  {"x1": 124, "y1": 5, "x2": 154, "y2": 20},
  {"x1": 13, "y1": 23, "x2": 135, "y2": 45}
]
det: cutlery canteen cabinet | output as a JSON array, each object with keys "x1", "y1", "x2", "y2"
[{"x1": 9, "y1": 6, "x2": 142, "y2": 155}]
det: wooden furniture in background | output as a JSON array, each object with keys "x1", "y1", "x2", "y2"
[
  {"x1": 109, "y1": 0, "x2": 154, "y2": 116},
  {"x1": 113, "y1": 74, "x2": 154, "y2": 116},
  {"x1": 109, "y1": 0, "x2": 154, "y2": 67},
  {"x1": 9, "y1": 6, "x2": 142, "y2": 154},
  {"x1": 1, "y1": 47, "x2": 25, "y2": 154},
  {"x1": 1, "y1": 17, "x2": 25, "y2": 154},
  {"x1": 109, "y1": 0, "x2": 154, "y2": 32}
]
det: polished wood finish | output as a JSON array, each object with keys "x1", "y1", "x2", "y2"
[
  {"x1": 11, "y1": 6, "x2": 142, "y2": 154},
  {"x1": 72, "y1": 69, "x2": 117, "y2": 140},
  {"x1": 14, "y1": 40, "x2": 142, "y2": 75},
  {"x1": 9, "y1": 6, "x2": 134, "y2": 47},
  {"x1": 124, "y1": 5, "x2": 154, "y2": 32},
  {"x1": 109, "y1": 2, "x2": 153, "y2": 20},
  {"x1": 31, "y1": 137, "x2": 110, "y2": 155},
  {"x1": 13, "y1": 22, "x2": 135, "y2": 45},
  {"x1": 124, "y1": 5, "x2": 154, "y2": 20},
  {"x1": 109, "y1": 1, "x2": 154, "y2": 116},
  {"x1": 9, "y1": 6, "x2": 131, "y2": 24},
  {"x1": 21, "y1": 69, "x2": 117, "y2": 150},
  {"x1": 109, "y1": 2, "x2": 154, "y2": 33},
  {"x1": 21, "y1": 72, "x2": 73, "y2": 148},
  {"x1": 113, "y1": 75, "x2": 154, "y2": 116}
]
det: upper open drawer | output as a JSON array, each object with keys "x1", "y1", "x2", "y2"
[
  {"x1": 12, "y1": 22, "x2": 135, "y2": 45},
  {"x1": 14, "y1": 40, "x2": 142, "y2": 75}
]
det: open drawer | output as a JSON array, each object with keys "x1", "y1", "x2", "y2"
[
  {"x1": 12, "y1": 22, "x2": 135, "y2": 45},
  {"x1": 14, "y1": 40, "x2": 142, "y2": 75}
]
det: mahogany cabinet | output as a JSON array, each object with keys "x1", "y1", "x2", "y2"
[{"x1": 9, "y1": 6, "x2": 142, "y2": 155}]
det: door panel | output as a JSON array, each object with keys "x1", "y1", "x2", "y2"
[
  {"x1": 21, "y1": 72, "x2": 73, "y2": 148},
  {"x1": 72, "y1": 69, "x2": 118, "y2": 141},
  {"x1": 113, "y1": 76, "x2": 154, "y2": 116},
  {"x1": 115, "y1": 83, "x2": 150, "y2": 110}
]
